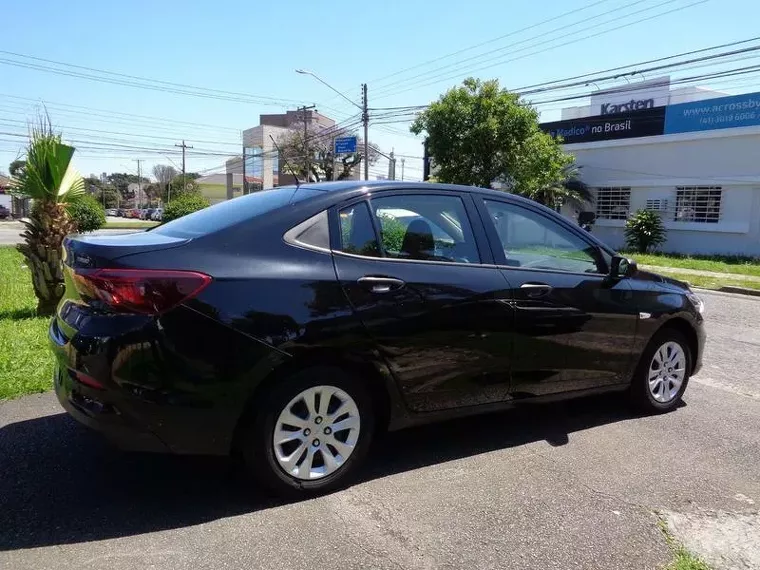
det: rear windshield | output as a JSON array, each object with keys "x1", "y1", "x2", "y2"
[{"x1": 153, "y1": 186, "x2": 322, "y2": 238}]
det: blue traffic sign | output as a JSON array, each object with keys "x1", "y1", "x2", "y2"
[{"x1": 334, "y1": 136, "x2": 357, "y2": 154}]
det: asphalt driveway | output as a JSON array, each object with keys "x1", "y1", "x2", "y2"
[{"x1": 1, "y1": 289, "x2": 758, "y2": 570}]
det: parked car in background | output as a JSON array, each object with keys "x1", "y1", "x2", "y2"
[
  {"x1": 0, "y1": 205, "x2": 10, "y2": 219},
  {"x1": 105, "y1": 208, "x2": 117, "y2": 217},
  {"x1": 51, "y1": 181, "x2": 705, "y2": 497},
  {"x1": 151, "y1": 208, "x2": 163, "y2": 221},
  {"x1": 145, "y1": 208, "x2": 155, "y2": 220}
]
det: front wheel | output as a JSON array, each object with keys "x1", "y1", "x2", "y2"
[
  {"x1": 630, "y1": 329, "x2": 692, "y2": 413},
  {"x1": 241, "y1": 368, "x2": 375, "y2": 497}
]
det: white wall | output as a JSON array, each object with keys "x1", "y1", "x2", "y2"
[{"x1": 564, "y1": 127, "x2": 760, "y2": 256}]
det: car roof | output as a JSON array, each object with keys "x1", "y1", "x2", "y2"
[{"x1": 300, "y1": 180, "x2": 542, "y2": 208}]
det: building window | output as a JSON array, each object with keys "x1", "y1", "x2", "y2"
[
  {"x1": 674, "y1": 186, "x2": 722, "y2": 223},
  {"x1": 595, "y1": 187, "x2": 631, "y2": 220}
]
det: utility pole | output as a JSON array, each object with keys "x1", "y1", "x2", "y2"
[
  {"x1": 388, "y1": 149, "x2": 396, "y2": 180},
  {"x1": 331, "y1": 135, "x2": 337, "y2": 181},
  {"x1": 297, "y1": 105, "x2": 316, "y2": 182},
  {"x1": 175, "y1": 140, "x2": 193, "y2": 195},
  {"x1": 134, "y1": 159, "x2": 142, "y2": 208},
  {"x1": 362, "y1": 83, "x2": 369, "y2": 181},
  {"x1": 241, "y1": 144, "x2": 246, "y2": 195},
  {"x1": 401, "y1": 158, "x2": 405, "y2": 181}
]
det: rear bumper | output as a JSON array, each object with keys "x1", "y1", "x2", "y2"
[
  {"x1": 48, "y1": 304, "x2": 258, "y2": 456},
  {"x1": 53, "y1": 363, "x2": 169, "y2": 453}
]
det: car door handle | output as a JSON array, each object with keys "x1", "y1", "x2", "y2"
[
  {"x1": 520, "y1": 282, "x2": 552, "y2": 298},
  {"x1": 357, "y1": 276, "x2": 405, "y2": 294}
]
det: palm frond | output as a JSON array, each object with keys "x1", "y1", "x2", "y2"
[{"x1": 9, "y1": 114, "x2": 83, "y2": 204}]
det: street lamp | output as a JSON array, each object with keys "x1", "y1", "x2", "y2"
[{"x1": 296, "y1": 69, "x2": 369, "y2": 181}]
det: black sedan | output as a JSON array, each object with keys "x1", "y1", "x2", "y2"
[{"x1": 50, "y1": 181, "x2": 705, "y2": 496}]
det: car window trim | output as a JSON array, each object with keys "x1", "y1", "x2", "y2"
[
  {"x1": 331, "y1": 248, "x2": 498, "y2": 270},
  {"x1": 473, "y1": 196, "x2": 610, "y2": 276},
  {"x1": 282, "y1": 209, "x2": 332, "y2": 255},
  {"x1": 330, "y1": 189, "x2": 489, "y2": 266}
]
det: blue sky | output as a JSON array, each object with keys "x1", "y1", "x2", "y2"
[{"x1": 1, "y1": 0, "x2": 759, "y2": 182}]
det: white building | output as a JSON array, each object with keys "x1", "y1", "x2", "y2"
[{"x1": 546, "y1": 77, "x2": 760, "y2": 256}]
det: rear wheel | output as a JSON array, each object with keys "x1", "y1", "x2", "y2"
[
  {"x1": 630, "y1": 329, "x2": 691, "y2": 413},
  {"x1": 241, "y1": 367, "x2": 375, "y2": 497}
]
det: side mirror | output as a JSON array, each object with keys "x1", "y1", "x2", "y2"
[{"x1": 610, "y1": 255, "x2": 637, "y2": 279}]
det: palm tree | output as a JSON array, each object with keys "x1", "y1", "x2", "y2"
[
  {"x1": 10, "y1": 118, "x2": 84, "y2": 315},
  {"x1": 531, "y1": 164, "x2": 593, "y2": 212}
]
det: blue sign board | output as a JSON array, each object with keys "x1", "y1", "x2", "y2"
[
  {"x1": 334, "y1": 136, "x2": 357, "y2": 154},
  {"x1": 664, "y1": 91, "x2": 760, "y2": 134}
]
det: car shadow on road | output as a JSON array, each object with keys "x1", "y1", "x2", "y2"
[{"x1": 0, "y1": 393, "x2": 667, "y2": 550}]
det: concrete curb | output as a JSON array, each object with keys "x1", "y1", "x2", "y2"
[
  {"x1": 691, "y1": 285, "x2": 760, "y2": 298},
  {"x1": 717, "y1": 285, "x2": 760, "y2": 297}
]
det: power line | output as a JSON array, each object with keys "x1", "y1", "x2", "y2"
[
  {"x1": 0, "y1": 50, "x2": 310, "y2": 106},
  {"x1": 371, "y1": 0, "x2": 672, "y2": 96},
  {"x1": 0, "y1": 92, "x2": 242, "y2": 132},
  {"x1": 366, "y1": 0, "x2": 616, "y2": 87},
  {"x1": 373, "y1": 0, "x2": 708, "y2": 100},
  {"x1": 513, "y1": 35, "x2": 760, "y2": 93}
]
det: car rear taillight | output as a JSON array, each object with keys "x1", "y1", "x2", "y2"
[{"x1": 71, "y1": 268, "x2": 212, "y2": 315}]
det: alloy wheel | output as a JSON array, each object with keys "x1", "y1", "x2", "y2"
[
  {"x1": 648, "y1": 341, "x2": 686, "y2": 403},
  {"x1": 272, "y1": 385, "x2": 361, "y2": 481}
]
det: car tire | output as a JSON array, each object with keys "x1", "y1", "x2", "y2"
[
  {"x1": 240, "y1": 367, "x2": 375, "y2": 498},
  {"x1": 630, "y1": 328, "x2": 692, "y2": 414}
]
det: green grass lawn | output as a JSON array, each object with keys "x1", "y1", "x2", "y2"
[
  {"x1": 104, "y1": 220, "x2": 158, "y2": 229},
  {"x1": 0, "y1": 246, "x2": 55, "y2": 400},
  {"x1": 656, "y1": 270, "x2": 760, "y2": 291},
  {"x1": 625, "y1": 251, "x2": 760, "y2": 277}
]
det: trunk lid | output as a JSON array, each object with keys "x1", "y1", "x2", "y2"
[{"x1": 63, "y1": 231, "x2": 190, "y2": 270}]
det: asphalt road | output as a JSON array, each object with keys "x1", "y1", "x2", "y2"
[{"x1": 1, "y1": 290, "x2": 758, "y2": 570}]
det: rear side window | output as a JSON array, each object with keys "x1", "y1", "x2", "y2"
[
  {"x1": 153, "y1": 186, "x2": 321, "y2": 238},
  {"x1": 338, "y1": 202, "x2": 380, "y2": 257},
  {"x1": 370, "y1": 194, "x2": 480, "y2": 264}
]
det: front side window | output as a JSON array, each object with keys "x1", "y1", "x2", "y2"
[
  {"x1": 484, "y1": 200, "x2": 603, "y2": 274},
  {"x1": 369, "y1": 194, "x2": 480, "y2": 264}
]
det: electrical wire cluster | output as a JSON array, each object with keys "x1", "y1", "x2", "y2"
[{"x1": 3, "y1": 0, "x2": 760, "y2": 182}]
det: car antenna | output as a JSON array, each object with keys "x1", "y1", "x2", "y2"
[{"x1": 269, "y1": 134, "x2": 300, "y2": 188}]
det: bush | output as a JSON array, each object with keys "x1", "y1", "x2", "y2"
[
  {"x1": 625, "y1": 209, "x2": 666, "y2": 253},
  {"x1": 378, "y1": 214, "x2": 406, "y2": 254},
  {"x1": 67, "y1": 194, "x2": 106, "y2": 232},
  {"x1": 163, "y1": 194, "x2": 210, "y2": 222}
]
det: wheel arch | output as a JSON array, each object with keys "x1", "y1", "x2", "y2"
[
  {"x1": 652, "y1": 316, "x2": 700, "y2": 374},
  {"x1": 230, "y1": 348, "x2": 400, "y2": 456}
]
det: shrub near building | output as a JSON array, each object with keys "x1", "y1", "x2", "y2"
[{"x1": 163, "y1": 194, "x2": 210, "y2": 223}]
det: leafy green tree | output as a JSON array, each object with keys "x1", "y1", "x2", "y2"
[
  {"x1": 163, "y1": 194, "x2": 209, "y2": 222},
  {"x1": 411, "y1": 78, "x2": 573, "y2": 197},
  {"x1": 8, "y1": 159, "x2": 25, "y2": 178},
  {"x1": 278, "y1": 124, "x2": 379, "y2": 182},
  {"x1": 625, "y1": 209, "x2": 667, "y2": 253},
  {"x1": 10, "y1": 117, "x2": 85, "y2": 315},
  {"x1": 67, "y1": 194, "x2": 106, "y2": 232},
  {"x1": 169, "y1": 175, "x2": 201, "y2": 199}
]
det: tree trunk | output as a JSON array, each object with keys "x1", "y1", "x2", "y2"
[{"x1": 17, "y1": 201, "x2": 77, "y2": 317}]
